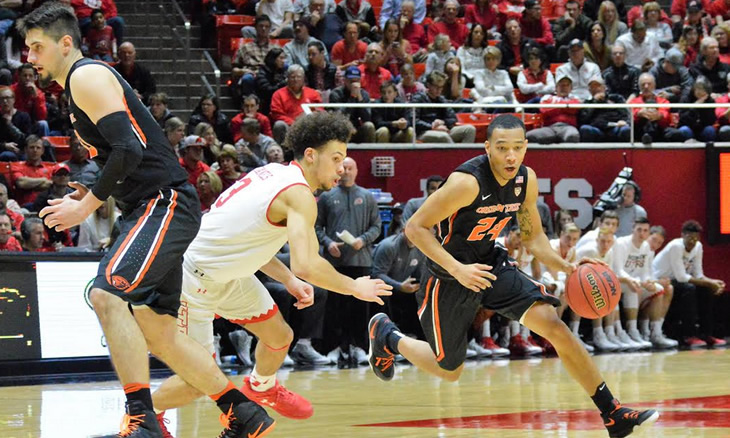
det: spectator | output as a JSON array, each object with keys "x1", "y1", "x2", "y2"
[
  {"x1": 711, "y1": 25, "x2": 730, "y2": 65},
  {"x1": 597, "y1": 0, "x2": 629, "y2": 45},
  {"x1": 671, "y1": 0, "x2": 711, "y2": 23},
  {"x1": 464, "y1": 0, "x2": 498, "y2": 36},
  {"x1": 603, "y1": 44, "x2": 640, "y2": 99},
  {"x1": 246, "y1": 0, "x2": 294, "y2": 38},
  {"x1": 527, "y1": 72, "x2": 581, "y2": 144},
  {"x1": 396, "y1": 63, "x2": 426, "y2": 101},
  {"x1": 187, "y1": 94, "x2": 232, "y2": 144},
  {"x1": 498, "y1": 18, "x2": 533, "y2": 84},
  {"x1": 457, "y1": 24, "x2": 489, "y2": 82},
  {"x1": 585, "y1": 22, "x2": 611, "y2": 70},
  {"x1": 11, "y1": 64, "x2": 48, "y2": 135},
  {"x1": 46, "y1": 94, "x2": 71, "y2": 137},
  {"x1": 77, "y1": 197, "x2": 120, "y2": 252},
  {"x1": 63, "y1": 132, "x2": 99, "y2": 188},
  {"x1": 284, "y1": 19, "x2": 327, "y2": 68},
  {"x1": 329, "y1": 66, "x2": 376, "y2": 143},
  {"x1": 0, "y1": 212, "x2": 21, "y2": 252},
  {"x1": 615, "y1": 20, "x2": 664, "y2": 71},
  {"x1": 627, "y1": 0, "x2": 672, "y2": 27},
  {"x1": 30, "y1": 163, "x2": 72, "y2": 213},
  {"x1": 555, "y1": 209, "x2": 576, "y2": 238},
  {"x1": 709, "y1": 0, "x2": 730, "y2": 24},
  {"x1": 20, "y1": 218, "x2": 49, "y2": 252},
  {"x1": 380, "y1": 18, "x2": 413, "y2": 77},
  {"x1": 689, "y1": 36, "x2": 730, "y2": 95},
  {"x1": 399, "y1": 0, "x2": 428, "y2": 62},
  {"x1": 427, "y1": 0, "x2": 469, "y2": 48},
  {"x1": 0, "y1": 86, "x2": 30, "y2": 161},
  {"x1": 678, "y1": 26, "x2": 702, "y2": 68},
  {"x1": 270, "y1": 64, "x2": 322, "y2": 144},
  {"x1": 678, "y1": 78, "x2": 718, "y2": 142},
  {"x1": 629, "y1": 73, "x2": 685, "y2": 143},
  {"x1": 336, "y1": 0, "x2": 377, "y2": 37},
  {"x1": 235, "y1": 117, "x2": 277, "y2": 170},
  {"x1": 331, "y1": 21, "x2": 368, "y2": 69},
  {"x1": 578, "y1": 76, "x2": 631, "y2": 142},
  {"x1": 714, "y1": 75, "x2": 730, "y2": 140},
  {"x1": 554, "y1": 0, "x2": 594, "y2": 59},
  {"x1": 10, "y1": 136, "x2": 53, "y2": 207},
  {"x1": 178, "y1": 135, "x2": 210, "y2": 185},
  {"x1": 230, "y1": 94, "x2": 273, "y2": 143},
  {"x1": 83, "y1": 9, "x2": 116, "y2": 62},
  {"x1": 70, "y1": 0, "x2": 125, "y2": 43},
  {"x1": 412, "y1": 72, "x2": 477, "y2": 143},
  {"x1": 425, "y1": 33, "x2": 453, "y2": 77},
  {"x1": 577, "y1": 209, "x2": 619, "y2": 249},
  {"x1": 379, "y1": 0, "x2": 426, "y2": 28},
  {"x1": 300, "y1": 0, "x2": 342, "y2": 51},
  {"x1": 471, "y1": 47, "x2": 516, "y2": 104},
  {"x1": 647, "y1": 224, "x2": 667, "y2": 252},
  {"x1": 232, "y1": 15, "x2": 273, "y2": 100},
  {"x1": 216, "y1": 147, "x2": 243, "y2": 191},
  {"x1": 197, "y1": 170, "x2": 223, "y2": 213},
  {"x1": 147, "y1": 92, "x2": 174, "y2": 129},
  {"x1": 650, "y1": 47, "x2": 694, "y2": 103},
  {"x1": 615, "y1": 182, "x2": 647, "y2": 237},
  {"x1": 520, "y1": 0, "x2": 555, "y2": 52},
  {"x1": 517, "y1": 46, "x2": 555, "y2": 103},
  {"x1": 113, "y1": 42, "x2": 156, "y2": 104},
  {"x1": 193, "y1": 122, "x2": 223, "y2": 164},
  {"x1": 358, "y1": 43, "x2": 393, "y2": 99},
  {"x1": 672, "y1": 2, "x2": 708, "y2": 45},
  {"x1": 255, "y1": 47, "x2": 288, "y2": 115},
  {"x1": 164, "y1": 117, "x2": 185, "y2": 153},
  {"x1": 644, "y1": 2, "x2": 673, "y2": 48},
  {"x1": 305, "y1": 40, "x2": 338, "y2": 100},
  {"x1": 0, "y1": 182, "x2": 23, "y2": 234},
  {"x1": 401, "y1": 174, "x2": 443, "y2": 222},
  {"x1": 265, "y1": 143, "x2": 286, "y2": 163},
  {"x1": 294, "y1": 0, "x2": 336, "y2": 17},
  {"x1": 654, "y1": 220, "x2": 727, "y2": 347},
  {"x1": 442, "y1": 56, "x2": 468, "y2": 102},
  {"x1": 584, "y1": 0, "x2": 628, "y2": 22},
  {"x1": 555, "y1": 39, "x2": 601, "y2": 101},
  {"x1": 373, "y1": 81, "x2": 414, "y2": 143},
  {"x1": 316, "y1": 157, "x2": 381, "y2": 364}
]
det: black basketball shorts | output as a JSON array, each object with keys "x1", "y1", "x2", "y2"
[
  {"x1": 92, "y1": 184, "x2": 201, "y2": 317},
  {"x1": 416, "y1": 259, "x2": 560, "y2": 371}
]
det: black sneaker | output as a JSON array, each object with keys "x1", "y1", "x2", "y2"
[
  {"x1": 97, "y1": 401, "x2": 163, "y2": 437},
  {"x1": 217, "y1": 401, "x2": 276, "y2": 438},
  {"x1": 602, "y1": 402, "x2": 659, "y2": 438},
  {"x1": 368, "y1": 313, "x2": 399, "y2": 381}
]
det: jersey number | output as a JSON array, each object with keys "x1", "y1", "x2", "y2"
[
  {"x1": 467, "y1": 217, "x2": 512, "y2": 242},
  {"x1": 215, "y1": 177, "x2": 252, "y2": 208}
]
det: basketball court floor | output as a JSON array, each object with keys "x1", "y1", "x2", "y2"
[{"x1": 2, "y1": 349, "x2": 730, "y2": 437}]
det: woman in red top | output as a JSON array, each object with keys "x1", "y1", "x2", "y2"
[
  {"x1": 678, "y1": 25, "x2": 701, "y2": 67},
  {"x1": 216, "y1": 148, "x2": 243, "y2": 191},
  {"x1": 465, "y1": 0, "x2": 498, "y2": 33},
  {"x1": 197, "y1": 170, "x2": 223, "y2": 213}
]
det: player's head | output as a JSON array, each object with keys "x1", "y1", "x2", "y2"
[
  {"x1": 560, "y1": 222, "x2": 581, "y2": 248},
  {"x1": 597, "y1": 226, "x2": 615, "y2": 256},
  {"x1": 647, "y1": 224, "x2": 666, "y2": 252},
  {"x1": 599, "y1": 209, "x2": 619, "y2": 233},
  {"x1": 286, "y1": 111, "x2": 354, "y2": 191},
  {"x1": 680, "y1": 219, "x2": 702, "y2": 251},
  {"x1": 632, "y1": 216, "x2": 650, "y2": 242},
  {"x1": 485, "y1": 115, "x2": 527, "y2": 183},
  {"x1": 18, "y1": 2, "x2": 82, "y2": 87}
]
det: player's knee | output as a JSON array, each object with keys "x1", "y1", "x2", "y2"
[
  {"x1": 260, "y1": 323, "x2": 294, "y2": 351},
  {"x1": 89, "y1": 288, "x2": 121, "y2": 316}
]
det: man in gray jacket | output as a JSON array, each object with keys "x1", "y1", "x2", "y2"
[
  {"x1": 316, "y1": 157, "x2": 382, "y2": 364},
  {"x1": 401, "y1": 174, "x2": 444, "y2": 222},
  {"x1": 649, "y1": 48, "x2": 694, "y2": 104}
]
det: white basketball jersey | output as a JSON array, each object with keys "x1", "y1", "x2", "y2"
[{"x1": 185, "y1": 162, "x2": 310, "y2": 282}]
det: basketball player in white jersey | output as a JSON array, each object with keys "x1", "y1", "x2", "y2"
[{"x1": 151, "y1": 112, "x2": 393, "y2": 431}]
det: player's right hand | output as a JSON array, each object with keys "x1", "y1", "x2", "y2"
[
  {"x1": 353, "y1": 276, "x2": 393, "y2": 305},
  {"x1": 453, "y1": 263, "x2": 496, "y2": 293},
  {"x1": 328, "y1": 241, "x2": 344, "y2": 257},
  {"x1": 67, "y1": 181, "x2": 90, "y2": 201}
]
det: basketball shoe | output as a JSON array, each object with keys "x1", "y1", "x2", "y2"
[
  {"x1": 99, "y1": 401, "x2": 163, "y2": 437},
  {"x1": 368, "y1": 313, "x2": 399, "y2": 381},
  {"x1": 217, "y1": 401, "x2": 276, "y2": 438},
  {"x1": 156, "y1": 412, "x2": 174, "y2": 438},
  {"x1": 602, "y1": 401, "x2": 659, "y2": 438},
  {"x1": 241, "y1": 376, "x2": 313, "y2": 419},
  {"x1": 481, "y1": 336, "x2": 510, "y2": 357}
]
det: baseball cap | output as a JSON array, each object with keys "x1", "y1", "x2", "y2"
[
  {"x1": 556, "y1": 71, "x2": 573, "y2": 83},
  {"x1": 524, "y1": 0, "x2": 540, "y2": 8},
  {"x1": 664, "y1": 47, "x2": 685, "y2": 68},
  {"x1": 687, "y1": 0, "x2": 701, "y2": 12},
  {"x1": 569, "y1": 38, "x2": 584, "y2": 50},
  {"x1": 52, "y1": 163, "x2": 70, "y2": 176},
  {"x1": 345, "y1": 66, "x2": 361, "y2": 80},
  {"x1": 180, "y1": 135, "x2": 207, "y2": 152}
]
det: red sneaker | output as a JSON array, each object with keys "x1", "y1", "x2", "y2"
[
  {"x1": 481, "y1": 337, "x2": 510, "y2": 356},
  {"x1": 534, "y1": 336, "x2": 556, "y2": 355},
  {"x1": 157, "y1": 412, "x2": 174, "y2": 438},
  {"x1": 706, "y1": 336, "x2": 727, "y2": 347},
  {"x1": 509, "y1": 334, "x2": 529, "y2": 356},
  {"x1": 684, "y1": 337, "x2": 708, "y2": 348},
  {"x1": 241, "y1": 377, "x2": 314, "y2": 419}
]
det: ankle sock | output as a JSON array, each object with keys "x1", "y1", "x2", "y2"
[{"x1": 123, "y1": 383, "x2": 153, "y2": 411}]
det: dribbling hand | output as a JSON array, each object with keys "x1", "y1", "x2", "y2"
[
  {"x1": 452, "y1": 263, "x2": 496, "y2": 293},
  {"x1": 286, "y1": 278, "x2": 315, "y2": 309},
  {"x1": 352, "y1": 276, "x2": 393, "y2": 305}
]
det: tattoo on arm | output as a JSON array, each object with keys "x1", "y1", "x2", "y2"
[{"x1": 517, "y1": 204, "x2": 533, "y2": 240}]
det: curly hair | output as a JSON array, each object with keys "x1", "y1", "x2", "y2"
[{"x1": 284, "y1": 112, "x2": 353, "y2": 159}]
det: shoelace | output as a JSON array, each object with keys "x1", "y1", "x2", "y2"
[
  {"x1": 623, "y1": 411, "x2": 640, "y2": 420},
  {"x1": 375, "y1": 354, "x2": 394, "y2": 371},
  {"x1": 157, "y1": 415, "x2": 174, "y2": 438},
  {"x1": 116, "y1": 413, "x2": 146, "y2": 437},
  {"x1": 217, "y1": 405, "x2": 240, "y2": 438}
]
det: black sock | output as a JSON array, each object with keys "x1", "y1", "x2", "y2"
[
  {"x1": 591, "y1": 382, "x2": 618, "y2": 415},
  {"x1": 386, "y1": 330, "x2": 403, "y2": 355},
  {"x1": 215, "y1": 388, "x2": 248, "y2": 413},
  {"x1": 124, "y1": 384, "x2": 153, "y2": 412}
]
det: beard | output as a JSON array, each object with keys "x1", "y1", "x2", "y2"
[{"x1": 38, "y1": 72, "x2": 54, "y2": 89}]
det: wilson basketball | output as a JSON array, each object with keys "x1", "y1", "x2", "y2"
[{"x1": 566, "y1": 264, "x2": 621, "y2": 319}]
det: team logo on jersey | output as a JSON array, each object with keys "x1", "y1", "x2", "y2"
[
  {"x1": 70, "y1": 113, "x2": 76, "y2": 124},
  {"x1": 354, "y1": 197, "x2": 364, "y2": 205},
  {"x1": 514, "y1": 186, "x2": 522, "y2": 196},
  {"x1": 111, "y1": 275, "x2": 131, "y2": 290}
]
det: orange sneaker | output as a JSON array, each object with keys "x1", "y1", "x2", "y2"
[{"x1": 241, "y1": 377, "x2": 313, "y2": 419}]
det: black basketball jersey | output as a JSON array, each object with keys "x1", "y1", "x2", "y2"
[
  {"x1": 65, "y1": 58, "x2": 188, "y2": 210},
  {"x1": 428, "y1": 154, "x2": 529, "y2": 279}
]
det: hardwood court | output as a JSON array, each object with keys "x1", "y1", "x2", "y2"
[{"x1": 2, "y1": 349, "x2": 730, "y2": 437}]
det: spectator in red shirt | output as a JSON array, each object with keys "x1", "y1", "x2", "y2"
[
  {"x1": 331, "y1": 21, "x2": 368, "y2": 69},
  {"x1": 629, "y1": 73, "x2": 686, "y2": 143},
  {"x1": 400, "y1": 0, "x2": 428, "y2": 62},
  {"x1": 10, "y1": 136, "x2": 54, "y2": 207},
  {"x1": 197, "y1": 170, "x2": 223, "y2": 213},
  {"x1": 428, "y1": 0, "x2": 469, "y2": 48},
  {"x1": 358, "y1": 43, "x2": 394, "y2": 100},
  {"x1": 627, "y1": 0, "x2": 672, "y2": 26},
  {"x1": 83, "y1": 9, "x2": 116, "y2": 63},
  {"x1": 216, "y1": 147, "x2": 243, "y2": 191},
  {"x1": 178, "y1": 135, "x2": 211, "y2": 185},
  {"x1": 671, "y1": 0, "x2": 711, "y2": 23},
  {"x1": 270, "y1": 64, "x2": 323, "y2": 144},
  {"x1": 230, "y1": 94, "x2": 273, "y2": 143},
  {"x1": 70, "y1": 0, "x2": 125, "y2": 43},
  {"x1": 0, "y1": 212, "x2": 22, "y2": 252},
  {"x1": 526, "y1": 72, "x2": 582, "y2": 144},
  {"x1": 11, "y1": 64, "x2": 49, "y2": 136},
  {"x1": 520, "y1": 0, "x2": 555, "y2": 55},
  {"x1": 0, "y1": 183, "x2": 23, "y2": 235},
  {"x1": 465, "y1": 0, "x2": 498, "y2": 36}
]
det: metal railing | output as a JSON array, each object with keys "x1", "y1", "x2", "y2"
[
  {"x1": 201, "y1": 50, "x2": 222, "y2": 98},
  {"x1": 158, "y1": 0, "x2": 191, "y2": 108},
  {"x1": 301, "y1": 101, "x2": 730, "y2": 147}
]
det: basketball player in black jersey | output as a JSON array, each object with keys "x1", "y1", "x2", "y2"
[
  {"x1": 368, "y1": 115, "x2": 659, "y2": 437},
  {"x1": 19, "y1": 4, "x2": 274, "y2": 437}
]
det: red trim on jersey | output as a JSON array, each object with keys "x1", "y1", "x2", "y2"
[
  {"x1": 289, "y1": 160, "x2": 305, "y2": 177},
  {"x1": 265, "y1": 183, "x2": 310, "y2": 227},
  {"x1": 218, "y1": 304, "x2": 280, "y2": 325},
  {"x1": 639, "y1": 289, "x2": 666, "y2": 312}
]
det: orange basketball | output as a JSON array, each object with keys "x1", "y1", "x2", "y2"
[{"x1": 565, "y1": 264, "x2": 622, "y2": 319}]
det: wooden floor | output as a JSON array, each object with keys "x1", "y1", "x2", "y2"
[{"x1": 2, "y1": 349, "x2": 730, "y2": 437}]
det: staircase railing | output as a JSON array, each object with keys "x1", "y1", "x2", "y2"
[{"x1": 158, "y1": 0, "x2": 191, "y2": 108}]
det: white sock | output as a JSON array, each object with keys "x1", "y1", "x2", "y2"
[
  {"x1": 614, "y1": 320, "x2": 624, "y2": 333},
  {"x1": 481, "y1": 319, "x2": 491, "y2": 338},
  {"x1": 659, "y1": 317, "x2": 665, "y2": 326},
  {"x1": 626, "y1": 320, "x2": 637, "y2": 332},
  {"x1": 510, "y1": 320, "x2": 520, "y2": 337},
  {"x1": 297, "y1": 338, "x2": 312, "y2": 347},
  {"x1": 639, "y1": 319, "x2": 650, "y2": 334},
  {"x1": 650, "y1": 321, "x2": 663, "y2": 336},
  {"x1": 606, "y1": 325, "x2": 616, "y2": 338},
  {"x1": 569, "y1": 320, "x2": 580, "y2": 335},
  {"x1": 520, "y1": 325, "x2": 531, "y2": 338},
  {"x1": 593, "y1": 326, "x2": 605, "y2": 336},
  {"x1": 250, "y1": 367, "x2": 276, "y2": 392}
]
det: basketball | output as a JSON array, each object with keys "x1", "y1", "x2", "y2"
[{"x1": 566, "y1": 264, "x2": 622, "y2": 319}]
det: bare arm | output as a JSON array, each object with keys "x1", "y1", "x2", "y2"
[
  {"x1": 259, "y1": 256, "x2": 297, "y2": 285},
  {"x1": 16, "y1": 177, "x2": 50, "y2": 190}
]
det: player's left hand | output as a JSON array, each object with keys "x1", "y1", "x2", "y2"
[
  {"x1": 286, "y1": 278, "x2": 315, "y2": 309},
  {"x1": 39, "y1": 197, "x2": 88, "y2": 231}
]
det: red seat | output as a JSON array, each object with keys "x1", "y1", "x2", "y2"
[
  {"x1": 462, "y1": 87, "x2": 472, "y2": 99},
  {"x1": 456, "y1": 112, "x2": 495, "y2": 143},
  {"x1": 413, "y1": 63, "x2": 426, "y2": 79},
  {"x1": 54, "y1": 145, "x2": 71, "y2": 162},
  {"x1": 550, "y1": 63, "x2": 562, "y2": 74},
  {"x1": 217, "y1": 15, "x2": 255, "y2": 57},
  {"x1": 270, "y1": 38, "x2": 292, "y2": 47},
  {"x1": 487, "y1": 39, "x2": 499, "y2": 46},
  {"x1": 44, "y1": 136, "x2": 70, "y2": 147}
]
